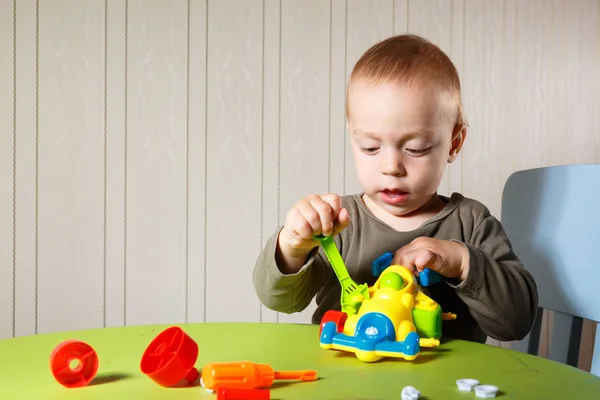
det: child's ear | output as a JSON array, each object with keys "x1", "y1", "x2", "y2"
[{"x1": 448, "y1": 126, "x2": 467, "y2": 163}]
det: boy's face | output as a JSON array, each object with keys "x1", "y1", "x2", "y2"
[{"x1": 347, "y1": 80, "x2": 464, "y2": 219}]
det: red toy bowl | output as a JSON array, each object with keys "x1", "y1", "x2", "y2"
[
  {"x1": 49, "y1": 340, "x2": 99, "y2": 388},
  {"x1": 140, "y1": 326, "x2": 199, "y2": 387}
]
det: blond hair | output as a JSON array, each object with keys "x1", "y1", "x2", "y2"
[{"x1": 347, "y1": 34, "x2": 466, "y2": 130}]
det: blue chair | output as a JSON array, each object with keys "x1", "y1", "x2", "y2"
[{"x1": 501, "y1": 164, "x2": 600, "y2": 376}]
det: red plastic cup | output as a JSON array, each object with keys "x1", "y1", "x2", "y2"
[
  {"x1": 217, "y1": 386, "x2": 271, "y2": 400},
  {"x1": 49, "y1": 340, "x2": 99, "y2": 388},
  {"x1": 140, "y1": 326, "x2": 199, "y2": 387}
]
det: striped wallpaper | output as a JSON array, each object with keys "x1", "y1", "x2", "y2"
[{"x1": 0, "y1": 0, "x2": 599, "y2": 368}]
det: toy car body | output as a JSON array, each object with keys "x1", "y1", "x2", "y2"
[{"x1": 319, "y1": 265, "x2": 451, "y2": 362}]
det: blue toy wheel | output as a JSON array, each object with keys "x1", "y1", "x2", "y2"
[
  {"x1": 320, "y1": 321, "x2": 337, "y2": 345},
  {"x1": 402, "y1": 331, "x2": 420, "y2": 356}
]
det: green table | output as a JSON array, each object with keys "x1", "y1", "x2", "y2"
[{"x1": 1, "y1": 322, "x2": 599, "y2": 399}]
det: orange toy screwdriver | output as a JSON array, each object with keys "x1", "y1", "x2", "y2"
[{"x1": 200, "y1": 361, "x2": 317, "y2": 390}]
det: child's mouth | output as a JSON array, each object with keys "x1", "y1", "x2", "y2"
[
  {"x1": 383, "y1": 189, "x2": 406, "y2": 196},
  {"x1": 380, "y1": 189, "x2": 409, "y2": 204}
]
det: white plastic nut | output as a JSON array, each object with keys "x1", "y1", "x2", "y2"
[
  {"x1": 474, "y1": 385, "x2": 498, "y2": 398},
  {"x1": 456, "y1": 378, "x2": 480, "y2": 391},
  {"x1": 401, "y1": 386, "x2": 420, "y2": 400},
  {"x1": 365, "y1": 326, "x2": 379, "y2": 336}
]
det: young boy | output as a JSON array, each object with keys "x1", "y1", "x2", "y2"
[{"x1": 252, "y1": 34, "x2": 538, "y2": 344}]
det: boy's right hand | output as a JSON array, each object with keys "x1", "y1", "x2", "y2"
[{"x1": 276, "y1": 194, "x2": 350, "y2": 274}]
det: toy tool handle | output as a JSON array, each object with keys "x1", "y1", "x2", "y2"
[
  {"x1": 273, "y1": 370, "x2": 317, "y2": 382},
  {"x1": 314, "y1": 235, "x2": 351, "y2": 281}
]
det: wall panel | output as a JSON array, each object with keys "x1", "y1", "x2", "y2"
[
  {"x1": 14, "y1": 0, "x2": 40, "y2": 337},
  {"x1": 0, "y1": 0, "x2": 16, "y2": 339},
  {"x1": 36, "y1": 0, "x2": 106, "y2": 334},
  {"x1": 125, "y1": 0, "x2": 189, "y2": 326},
  {"x1": 205, "y1": 0, "x2": 264, "y2": 322}
]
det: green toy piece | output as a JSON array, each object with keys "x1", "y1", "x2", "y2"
[
  {"x1": 314, "y1": 234, "x2": 370, "y2": 315},
  {"x1": 380, "y1": 271, "x2": 404, "y2": 291},
  {"x1": 412, "y1": 306, "x2": 443, "y2": 339}
]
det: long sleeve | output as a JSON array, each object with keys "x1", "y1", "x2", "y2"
[
  {"x1": 252, "y1": 227, "x2": 332, "y2": 314},
  {"x1": 452, "y1": 215, "x2": 539, "y2": 341}
]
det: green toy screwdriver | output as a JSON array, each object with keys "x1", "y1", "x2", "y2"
[{"x1": 314, "y1": 234, "x2": 370, "y2": 315}]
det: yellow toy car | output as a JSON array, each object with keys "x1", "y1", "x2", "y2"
[{"x1": 315, "y1": 235, "x2": 455, "y2": 363}]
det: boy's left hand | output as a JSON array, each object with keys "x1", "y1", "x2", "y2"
[{"x1": 392, "y1": 237, "x2": 470, "y2": 282}]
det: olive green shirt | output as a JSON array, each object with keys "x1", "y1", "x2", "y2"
[{"x1": 252, "y1": 193, "x2": 539, "y2": 343}]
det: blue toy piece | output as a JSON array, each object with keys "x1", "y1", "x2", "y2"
[
  {"x1": 418, "y1": 268, "x2": 441, "y2": 286},
  {"x1": 319, "y1": 316, "x2": 421, "y2": 362},
  {"x1": 371, "y1": 252, "x2": 442, "y2": 287},
  {"x1": 372, "y1": 252, "x2": 394, "y2": 277}
]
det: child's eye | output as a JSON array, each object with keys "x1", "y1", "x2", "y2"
[
  {"x1": 406, "y1": 147, "x2": 431, "y2": 155},
  {"x1": 362, "y1": 147, "x2": 379, "y2": 155}
]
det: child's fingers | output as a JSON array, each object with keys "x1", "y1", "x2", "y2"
[
  {"x1": 331, "y1": 208, "x2": 350, "y2": 236},
  {"x1": 307, "y1": 194, "x2": 342, "y2": 237},
  {"x1": 297, "y1": 202, "x2": 324, "y2": 236},
  {"x1": 321, "y1": 194, "x2": 350, "y2": 237},
  {"x1": 320, "y1": 194, "x2": 343, "y2": 216},
  {"x1": 309, "y1": 196, "x2": 337, "y2": 236},
  {"x1": 394, "y1": 246, "x2": 444, "y2": 277},
  {"x1": 285, "y1": 194, "x2": 347, "y2": 243},
  {"x1": 393, "y1": 248, "x2": 420, "y2": 275},
  {"x1": 413, "y1": 250, "x2": 443, "y2": 273},
  {"x1": 295, "y1": 196, "x2": 335, "y2": 236},
  {"x1": 287, "y1": 207, "x2": 317, "y2": 241}
]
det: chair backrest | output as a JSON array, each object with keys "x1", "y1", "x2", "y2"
[{"x1": 501, "y1": 164, "x2": 600, "y2": 376}]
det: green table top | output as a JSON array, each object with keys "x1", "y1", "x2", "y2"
[{"x1": 1, "y1": 322, "x2": 599, "y2": 399}]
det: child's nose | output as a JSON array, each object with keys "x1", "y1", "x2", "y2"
[{"x1": 381, "y1": 151, "x2": 406, "y2": 176}]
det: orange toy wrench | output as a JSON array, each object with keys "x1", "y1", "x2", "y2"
[{"x1": 200, "y1": 361, "x2": 317, "y2": 390}]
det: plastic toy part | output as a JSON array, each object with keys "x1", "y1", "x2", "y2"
[
  {"x1": 443, "y1": 312, "x2": 457, "y2": 321},
  {"x1": 319, "y1": 265, "x2": 446, "y2": 362},
  {"x1": 418, "y1": 267, "x2": 442, "y2": 286},
  {"x1": 474, "y1": 385, "x2": 498, "y2": 398},
  {"x1": 371, "y1": 252, "x2": 442, "y2": 286},
  {"x1": 456, "y1": 378, "x2": 480, "y2": 391},
  {"x1": 217, "y1": 387, "x2": 270, "y2": 400},
  {"x1": 372, "y1": 252, "x2": 393, "y2": 277},
  {"x1": 140, "y1": 326, "x2": 199, "y2": 387},
  {"x1": 50, "y1": 340, "x2": 99, "y2": 388},
  {"x1": 314, "y1": 234, "x2": 370, "y2": 315},
  {"x1": 401, "y1": 386, "x2": 421, "y2": 400},
  {"x1": 319, "y1": 310, "x2": 347, "y2": 334},
  {"x1": 200, "y1": 361, "x2": 317, "y2": 390}
]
